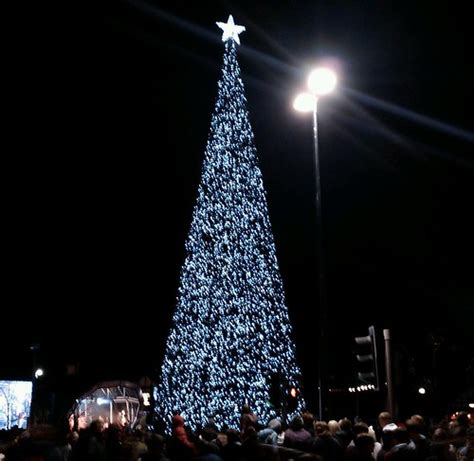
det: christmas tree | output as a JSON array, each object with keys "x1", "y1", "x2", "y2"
[{"x1": 156, "y1": 15, "x2": 304, "y2": 430}]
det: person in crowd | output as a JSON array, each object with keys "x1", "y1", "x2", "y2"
[
  {"x1": 375, "y1": 412, "x2": 393, "y2": 443},
  {"x1": 376, "y1": 422, "x2": 398, "y2": 461},
  {"x1": 257, "y1": 418, "x2": 281, "y2": 445},
  {"x1": 141, "y1": 434, "x2": 170, "y2": 461},
  {"x1": 347, "y1": 421, "x2": 382, "y2": 459},
  {"x1": 456, "y1": 426, "x2": 474, "y2": 461},
  {"x1": 284, "y1": 415, "x2": 312, "y2": 451},
  {"x1": 405, "y1": 417, "x2": 430, "y2": 461},
  {"x1": 167, "y1": 413, "x2": 196, "y2": 461},
  {"x1": 345, "y1": 433, "x2": 376, "y2": 461},
  {"x1": 335, "y1": 418, "x2": 353, "y2": 449},
  {"x1": 239, "y1": 404, "x2": 258, "y2": 436},
  {"x1": 302, "y1": 410, "x2": 316, "y2": 436},
  {"x1": 310, "y1": 421, "x2": 344, "y2": 461},
  {"x1": 384, "y1": 427, "x2": 416, "y2": 461}
]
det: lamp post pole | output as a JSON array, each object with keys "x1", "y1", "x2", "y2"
[
  {"x1": 30, "y1": 343, "x2": 39, "y2": 427},
  {"x1": 312, "y1": 99, "x2": 328, "y2": 421},
  {"x1": 294, "y1": 67, "x2": 337, "y2": 422}
]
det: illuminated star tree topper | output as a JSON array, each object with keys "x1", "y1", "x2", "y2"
[
  {"x1": 216, "y1": 15, "x2": 246, "y2": 45},
  {"x1": 155, "y1": 15, "x2": 304, "y2": 431}
]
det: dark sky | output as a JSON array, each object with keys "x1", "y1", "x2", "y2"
[{"x1": 3, "y1": 1, "x2": 473, "y2": 411}]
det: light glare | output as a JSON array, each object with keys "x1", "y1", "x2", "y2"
[
  {"x1": 308, "y1": 67, "x2": 337, "y2": 95},
  {"x1": 34, "y1": 368, "x2": 44, "y2": 379},
  {"x1": 293, "y1": 93, "x2": 316, "y2": 112},
  {"x1": 418, "y1": 387, "x2": 426, "y2": 395}
]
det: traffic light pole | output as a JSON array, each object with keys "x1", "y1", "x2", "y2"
[
  {"x1": 369, "y1": 326, "x2": 380, "y2": 391},
  {"x1": 384, "y1": 329, "x2": 395, "y2": 417}
]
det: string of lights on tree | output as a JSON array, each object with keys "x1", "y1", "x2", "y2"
[{"x1": 155, "y1": 15, "x2": 304, "y2": 431}]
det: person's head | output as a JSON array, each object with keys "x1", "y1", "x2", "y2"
[
  {"x1": 410, "y1": 414, "x2": 424, "y2": 426},
  {"x1": 339, "y1": 417, "x2": 353, "y2": 432},
  {"x1": 268, "y1": 418, "x2": 282, "y2": 432},
  {"x1": 314, "y1": 421, "x2": 330, "y2": 437},
  {"x1": 393, "y1": 427, "x2": 410, "y2": 445},
  {"x1": 405, "y1": 417, "x2": 424, "y2": 437},
  {"x1": 354, "y1": 433, "x2": 375, "y2": 454},
  {"x1": 302, "y1": 410, "x2": 315, "y2": 429},
  {"x1": 378, "y1": 412, "x2": 393, "y2": 428},
  {"x1": 432, "y1": 427, "x2": 449, "y2": 441},
  {"x1": 241, "y1": 404, "x2": 251, "y2": 414},
  {"x1": 216, "y1": 432, "x2": 228, "y2": 447},
  {"x1": 68, "y1": 414, "x2": 75, "y2": 432},
  {"x1": 381, "y1": 423, "x2": 398, "y2": 448},
  {"x1": 89, "y1": 419, "x2": 104, "y2": 435},
  {"x1": 328, "y1": 420, "x2": 341, "y2": 435},
  {"x1": 199, "y1": 427, "x2": 217, "y2": 442},
  {"x1": 290, "y1": 416, "x2": 304, "y2": 431},
  {"x1": 172, "y1": 414, "x2": 185, "y2": 428},
  {"x1": 353, "y1": 422, "x2": 369, "y2": 436}
]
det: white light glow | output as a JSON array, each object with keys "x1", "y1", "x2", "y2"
[
  {"x1": 293, "y1": 92, "x2": 316, "y2": 112},
  {"x1": 142, "y1": 392, "x2": 151, "y2": 407},
  {"x1": 418, "y1": 387, "x2": 426, "y2": 395},
  {"x1": 469, "y1": 403, "x2": 474, "y2": 408},
  {"x1": 216, "y1": 15, "x2": 246, "y2": 45},
  {"x1": 34, "y1": 368, "x2": 44, "y2": 379},
  {"x1": 308, "y1": 67, "x2": 337, "y2": 96},
  {"x1": 96, "y1": 398, "x2": 110, "y2": 405}
]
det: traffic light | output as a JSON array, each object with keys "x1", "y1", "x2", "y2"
[
  {"x1": 354, "y1": 325, "x2": 379, "y2": 390},
  {"x1": 287, "y1": 385, "x2": 300, "y2": 412}
]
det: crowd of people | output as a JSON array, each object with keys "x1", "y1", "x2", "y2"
[{"x1": 0, "y1": 406, "x2": 472, "y2": 461}]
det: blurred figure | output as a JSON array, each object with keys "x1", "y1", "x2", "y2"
[
  {"x1": 141, "y1": 434, "x2": 170, "y2": 461},
  {"x1": 167, "y1": 414, "x2": 196, "y2": 461},
  {"x1": 375, "y1": 412, "x2": 393, "y2": 443},
  {"x1": 257, "y1": 418, "x2": 281, "y2": 445},
  {"x1": 346, "y1": 433, "x2": 376, "y2": 461},
  {"x1": 310, "y1": 421, "x2": 344, "y2": 461},
  {"x1": 284, "y1": 415, "x2": 312, "y2": 451},
  {"x1": 239, "y1": 404, "x2": 258, "y2": 436},
  {"x1": 16, "y1": 412, "x2": 27, "y2": 429},
  {"x1": 457, "y1": 426, "x2": 474, "y2": 461}
]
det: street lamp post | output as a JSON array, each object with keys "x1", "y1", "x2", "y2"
[{"x1": 294, "y1": 67, "x2": 337, "y2": 421}]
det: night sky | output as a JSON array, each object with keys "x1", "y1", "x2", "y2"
[{"x1": 3, "y1": 1, "x2": 473, "y2": 415}]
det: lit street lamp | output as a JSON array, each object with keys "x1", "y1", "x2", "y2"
[
  {"x1": 34, "y1": 368, "x2": 44, "y2": 379},
  {"x1": 294, "y1": 67, "x2": 337, "y2": 420}
]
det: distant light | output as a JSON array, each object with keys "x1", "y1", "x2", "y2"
[
  {"x1": 469, "y1": 403, "x2": 474, "y2": 409},
  {"x1": 34, "y1": 368, "x2": 44, "y2": 379},
  {"x1": 418, "y1": 387, "x2": 426, "y2": 395},
  {"x1": 307, "y1": 68, "x2": 337, "y2": 96},
  {"x1": 293, "y1": 92, "x2": 316, "y2": 112},
  {"x1": 96, "y1": 398, "x2": 110, "y2": 405},
  {"x1": 290, "y1": 387, "x2": 298, "y2": 398},
  {"x1": 142, "y1": 392, "x2": 151, "y2": 407}
]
